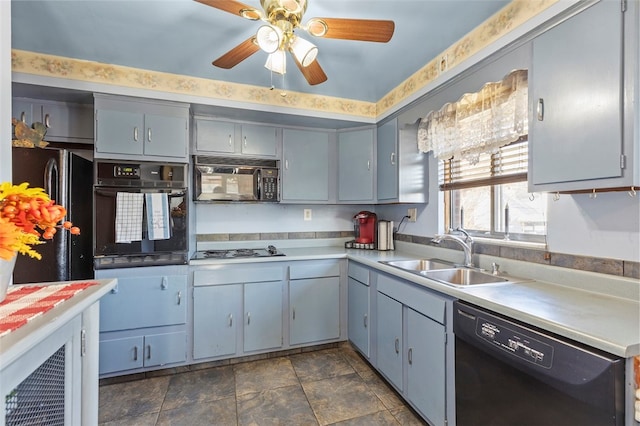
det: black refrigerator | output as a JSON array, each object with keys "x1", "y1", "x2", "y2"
[{"x1": 12, "y1": 147, "x2": 93, "y2": 284}]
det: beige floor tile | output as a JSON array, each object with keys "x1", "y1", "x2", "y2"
[
  {"x1": 156, "y1": 397, "x2": 237, "y2": 426},
  {"x1": 328, "y1": 410, "x2": 400, "y2": 425},
  {"x1": 340, "y1": 346, "x2": 376, "y2": 379},
  {"x1": 99, "y1": 412, "x2": 159, "y2": 426},
  {"x1": 162, "y1": 365, "x2": 235, "y2": 411},
  {"x1": 98, "y1": 376, "x2": 170, "y2": 423},
  {"x1": 234, "y1": 357, "x2": 299, "y2": 396},
  {"x1": 237, "y1": 384, "x2": 318, "y2": 426},
  {"x1": 289, "y1": 348, "x2": 355, "y2": 382},
  {"x1": 362, "y1": 373, "x2": 405, "y2": 410},
  {"x1": 303, "y1": 373, "x2": 386, "y2": 425},
  {"x1": 389, "y1": 406, "x2": 427, "y2": 425}
]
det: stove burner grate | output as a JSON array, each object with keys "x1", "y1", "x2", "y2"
[
  {"x1": 232, "y1": 249, "x2": 259, "y2": 257},
  {"x1": 204, "y1": 250, "x2": 230, "y2": 258}
]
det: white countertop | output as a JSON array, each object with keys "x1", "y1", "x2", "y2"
[{"x1": 190, "y1": 242, "x2": 640, "y2": 358}]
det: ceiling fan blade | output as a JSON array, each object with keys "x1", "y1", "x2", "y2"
[
  {"x1": 293, "y1": 55, "x2": 327, "y2": 86},
  {"x1": 307, "y1": 18, "x2": 395, "y2": 42},
  {"x1": 212, "y1": 37, "x2": 260, "y2": 69},
  {"x1": 194, "y1": 0, "x2": 263, "y2": 20}
]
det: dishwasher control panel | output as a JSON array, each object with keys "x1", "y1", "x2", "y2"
[{"x1": 477, "y1": 318, "x2": 553, "y2": 368}]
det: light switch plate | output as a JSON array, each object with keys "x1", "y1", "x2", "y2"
[
  {"x1": 304, "y1": 209, "x2": 312, "y2": 221},
  {"x1": 407, "y1": 208, "x2": 417, "y2": 222}
]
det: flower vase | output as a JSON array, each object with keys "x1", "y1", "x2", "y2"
[{"x1": 0, "y1": 254, "x2": 17, "y2": 303}]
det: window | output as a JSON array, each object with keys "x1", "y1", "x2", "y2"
[{"x1": 440, "y1": 138, "x2": 547, "y2": 243}]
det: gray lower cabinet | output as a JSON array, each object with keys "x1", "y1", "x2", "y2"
[
  {"x1": 347, "y1": 262, "x2": 371, "y2": 357},
  {"x1": 94, "y1": 94, "x2": 189, "y2": 161},
  {"x1": 192, "y1": 265, "x2": 284, "y2": 360},
  {"x1": 338, "y1": 127, "x2": 375, "y2": 203},
  {"x1": 375, "y1": 271, "x2": 448, "y2": 426},
  {"x1": 96, "y1": 267, "x2": 188, "y2": 376},
  {"x1": 289, "y1": 260, "x2": 341, "y2": 345},
  {"x1": 281, "y1": 128, "x2": 331, "y2": 202}
]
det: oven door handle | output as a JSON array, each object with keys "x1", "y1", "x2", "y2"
[{"x1": 94, "y1": 189, "x2": 186, "y2": 198}]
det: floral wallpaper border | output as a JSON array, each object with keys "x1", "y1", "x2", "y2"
[{"x1": 11, "y1": 0, "x2": 557, "y2": 119}]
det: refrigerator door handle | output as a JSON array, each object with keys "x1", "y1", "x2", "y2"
[{"x1": 44, "y1": 158, "x2": 59, "y2": 200}]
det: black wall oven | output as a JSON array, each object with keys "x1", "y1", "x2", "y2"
[
  {"x1": 454, "y1": 301, "x2": 625, "y2": 426},
  {"x1": 93, "y1": 161, "x2": 188, "y2": 269}
]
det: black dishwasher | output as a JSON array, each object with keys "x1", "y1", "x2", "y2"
[{"x1": 454, "y1": 300, "x2": 625, "y2": 426}]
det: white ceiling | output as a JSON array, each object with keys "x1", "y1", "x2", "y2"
[{"x1": 11, "y1": 0, "x2": 511, "y2": 104}]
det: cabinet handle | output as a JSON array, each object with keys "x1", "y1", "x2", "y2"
[
  {"x1": 364, "y1": 314, "x2": 368, "y2": 328},
  {"x1": 247, "y1": 312, "x2": 251, "y2": 325},
  {"x1": 394, "y1": 338, "x2": 399, "y2": 354},
  {"x1": 177, "y1": 291, "x2": 182, "y2": 305},
  {"x1": 228, "y1": 135, "x2": 233, "y2": 146},
  {"x1": 133, "y1": 346, "x2": 138, "y2": 361},
  {"x1": 285, "y1": 159, "x2": 289, "y2": 170},
  {"x1": 292, "y1": 308, "x2": 296, "y2": 320},
  {"x1": 408, "y1": 348, "x2": 413, "y2": 365},
  {"x1": 81, "y1": 329, "x2": 87, "y2": 357},
  {"x1": 20, "y1": 112, "x2": 26, "y2": 123},
  {"x1": 146, "y1": 345, "x2": 151, "y2": 360},
  {"x1": 44, "y1": 113, "x2": 51, "y2": 128},
  {"x1": 243, "y1": 136, "x2": 247, "y2": 148},
  {"x1": 390, "y1": 152, "x2": 396, "y2": 165},
  {"x1": 537, "y1": 98, "x2": 544, "y2": 121},
  {"x1": 110, "y1": 285, "x2": 118, "y2": 294},
  {"x1": 161, "y1": 277, "x2": 168, "y2": 290},
  {"x1": 228, "y1": 314, "x2": 233, "y2": 327},
  {"x1": 134, "y1": 127, "x2": 139, "y2": 141},
  {"x1": 367, "y1": 160, "x2": 371, "y2": 171},
  {"x1": 148, "y1": 128, "x2": 152, "y2": 142}
]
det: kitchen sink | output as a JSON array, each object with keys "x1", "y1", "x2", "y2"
[
  {"x1": 421, "y1": 268, "x2": 509, "y2": 286},
  {"x1": 380, "y1": 259, "x2": 456, "y2": 272}
]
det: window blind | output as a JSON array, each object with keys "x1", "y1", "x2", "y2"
[{"x1": 439, "y1": 137, "x2": 528, "y2": 191}]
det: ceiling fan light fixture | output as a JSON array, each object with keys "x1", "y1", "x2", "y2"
[
  {"x1": 239, "y1": 8, "x2": 262, "y2": 20},
  {"x1": 256, "y1": 25, "x2": 283, "y2": 53},
  {"x1": 289, "y1": 36, "x2": 317, "y2": 67},
  {"x1": 265, "y1": 50, "x2": 287, "y2": 74},
  {"x1": 306, "y1": 18, "x2": 328, "y2": 37}
]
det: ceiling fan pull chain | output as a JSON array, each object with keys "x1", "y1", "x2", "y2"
[{"x1": 281, "y1": 72, "x2": 287, "y2": 97}]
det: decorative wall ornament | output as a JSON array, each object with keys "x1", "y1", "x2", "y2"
[{"x1": 417, "y1": 69, "x2": 528, "y2": 164}]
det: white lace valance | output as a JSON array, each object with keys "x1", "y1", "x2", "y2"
[{"x1": 417, "y1": 69, "x2": 528, "y2": 164}]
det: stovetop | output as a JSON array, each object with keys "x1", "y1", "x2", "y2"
[{"x1": 192, "y1": 245, "x2": 285, "y2": 260}]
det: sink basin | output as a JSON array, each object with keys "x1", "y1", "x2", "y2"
[
  {"x1": 380, "y1": 259, "x2": 455, "y2": 272},
  {"x1": 422, "y1": 268, "x2": 509, "y2": 286}
]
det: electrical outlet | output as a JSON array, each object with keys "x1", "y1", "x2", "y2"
[
  {"x1": 407, "y1": 208, "x2": 417, "y2": 222},
  {"x1": 303, "y1": 209, "x2": 312, "y2": 221}
]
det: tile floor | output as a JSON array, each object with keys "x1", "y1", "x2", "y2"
[{"x1": 98, "y1": 344, "x2": 426, "y2": 425}]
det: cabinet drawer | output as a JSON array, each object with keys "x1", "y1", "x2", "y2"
[
  {"x1": 100, "y1": 275, "x2": 187, "y2": 331},
  {"x1": 290, "y1": 261, "x2": 340, "y2": 279},
  {"x1": 348, "y1": 262, "x2": 370, "y2": 285},
  {"x1": 99, "y1": 336, "x2": 144, "y2": 374},
  {"x1": 377, "y1": 273, "x2": 446, "y2": 324},
  {"x1": 193, "y1": 266, "x2": 283, "y2": 286}
]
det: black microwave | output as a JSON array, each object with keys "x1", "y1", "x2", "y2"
[{"x1": 193, "y1": 156, "x2": 279, "y2": 202}]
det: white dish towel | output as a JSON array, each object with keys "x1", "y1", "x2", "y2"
[
  {"x1": 115, "y1": 192, "x2": 144, "y2": 243},
  {"x1": 145, "y1": 193, "x2": 171, "y2": 240}
]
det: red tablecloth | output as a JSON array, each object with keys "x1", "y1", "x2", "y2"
[{"x1": 0, "y1": 282, "x2": 98, "y2": 337}]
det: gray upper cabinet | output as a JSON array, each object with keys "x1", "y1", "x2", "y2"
[
  {"x1": 529, "y1": 0, "x2": 635, "y2": 191},
  {"x1": 377, "y1": 118, "x2": 427, "y2": 203},
  {"x1": 194, "y1": 117, "x2": 279, "y2": 158},
  {"x1": 338, "y1": 127, "x2": 375, "y2": 203},
  {"x1": 282, "y1": 128, "x2": 331, "y2": 203},
  {"x1": 94, "y1": 94, "x2": 189, "y2": 162},
  {"x1": 12, "y1": 98, "x2": 93, "y2": 143}
]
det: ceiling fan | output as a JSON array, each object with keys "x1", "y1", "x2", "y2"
[{"x1": 195, "y1": 0, "x2": 395, "y2": 85}]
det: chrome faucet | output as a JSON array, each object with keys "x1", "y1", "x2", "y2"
[{"x1": 431, "y1": 228, "x2": 474, "y2": 267}]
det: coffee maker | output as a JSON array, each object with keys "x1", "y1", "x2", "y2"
[{"x1": 354, "y1": 211, "x2": 377, "y2": 245}]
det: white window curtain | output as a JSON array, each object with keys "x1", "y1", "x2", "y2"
[{"x1": 417, "y1": 69, "x2": 528, "y2": 164}]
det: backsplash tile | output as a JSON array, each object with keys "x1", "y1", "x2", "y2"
[{"x1": 196, "y1": 232, "x2": 639, "y2": 279}]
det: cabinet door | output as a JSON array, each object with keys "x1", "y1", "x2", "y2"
[
  {"x1": 347, "y1": 277, "x2": 370, "y2": 357},
  {"x1": 290, "y1": 277, "x2": 340, "y2": 345},
  {"x1": 12, "y1": 99, "x2": 34, "y2": 124},
  {"x1": 100, "y1": 274, "x2": 187, "y2": 332},
  {"x1": 99, "y1": 336, "x2": 144, "y2": 374},
  {"x1": 338, "y1": 128, "x2": 374, "y2": 202},
  {"x1": 407, "y1": 308, "x2": 445, "y2": 426},
  {"x1": 144, "y1": 113, "x2": 188, "y2": 158},
  {"x1": 41, "y1": 102, "x2": 94, "y2": 141},
  {"x1": 244, "y1": 281, "x2": 283, "y2": 352},
  {"x1": 530, "y1": 0, "x2": 623, "y2": 188},
  {"x1": 193, "y1": 285, "x2": 242, "y2": 359},
  {"x1": 144, "y1": 331, "x2": 187, "y2": 367},
  {"x1": 377, "y1": 120, "x2": 398, "y2": 201},
  {"x1": 95, "y1": 109, "x2": 144, "y2": 155},
  {"x1": 195, "y1": 119, "x2": 235, "y2": 153},
  {"x1": 240, "y1": 124, "x2": 278, "y2": 157},
  {"x1": 282, "y1": 129, "x2": 330, "y2": 202},
  {"x1": 376, "y1": 292, "x2": 403, "y2": 390}
]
